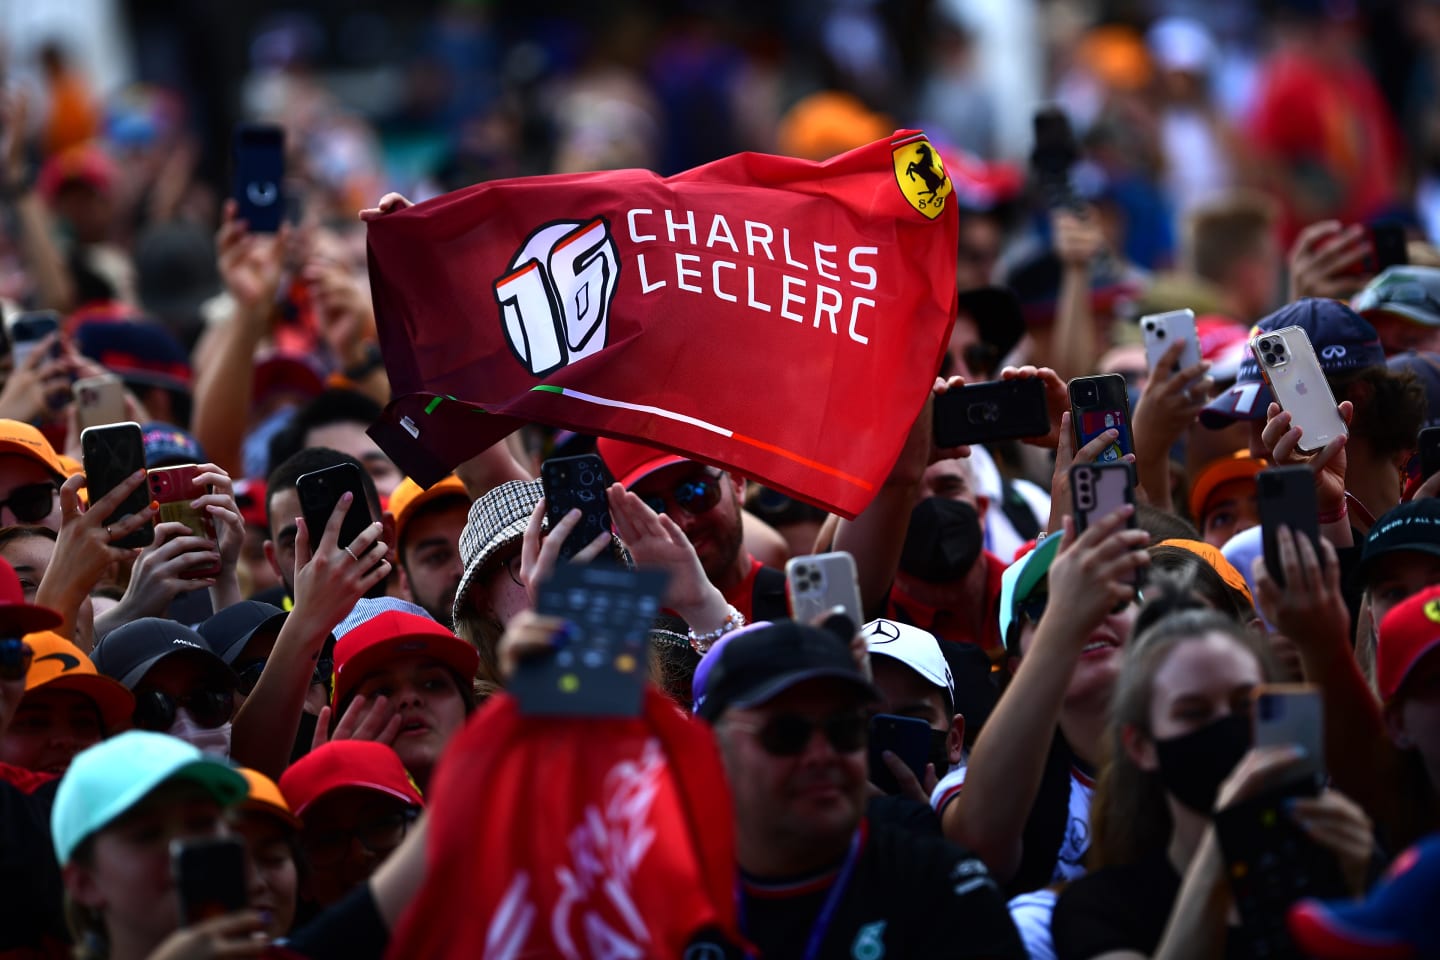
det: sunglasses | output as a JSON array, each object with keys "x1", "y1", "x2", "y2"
[
  {"x1": 1019, "y1": 589, "x2": 1143, "y2": 626},
  {"x1": 302, "y1": 807, "x2": 418, "y2": 867},
  {"x1": 640, "y1": 470, "x2": 724, "y2": 518},
  {"x1": 727, "y1": 710, "x2": 867, "y2": 757},
  {"x1": 133, "y1": 687, "x2": 234, "y2": 732},
  {"x1": 0, "y1": 637, "x2": 32, "y2": 682},
  {"x1": 235, "y1": 658, "x2": 332, "y2": 696},
  {"x1": 0, "y1": 482, "x2": 56, "y2": 524}
]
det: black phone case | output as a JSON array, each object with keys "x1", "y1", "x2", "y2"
[
  {"x1": 232, "y1": 125, "x2": 285, "y2": 233},
  {"x1": 174, "y1": 838, "x2": 247, "y2": 925},
  {"x1": 1420, "y1": 426, "x2": 1440, "y2": 481},
  {"x1": 513, "y1": 565, "x2": 668, "y2": 718},
  {"x1": 297, "y1": 464, "x2": 373, "y2": 551},
  {"x1": 1257, "y1": 466, "x2": 1320, "y2": 589},
  {"x1": 1068, "y1": 374, "x2": 1133, "y2": 461},
  {"x1": 540, "y1": 455, "x2": 613, "y2": 562},
  {"x1": 81, "y1": 423, "x2": 154, "y2": 549},
  {"x1": 933, "y1": 379, "x2": 1051, "y2": 448},
  {"x1": 867, "y1": 714, "x2": 932, "y2": 795},
  {"x1": 1369, "y1": 222, "x2": 1408, "y2": 273}
]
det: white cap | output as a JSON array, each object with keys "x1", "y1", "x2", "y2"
[{"x1": 861, "y1": 619, "x2": 955, "y2": 713}]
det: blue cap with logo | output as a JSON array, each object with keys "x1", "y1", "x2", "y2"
[{"x1": 1200, "y1": 298, "x2": 1386, "y2": 428}]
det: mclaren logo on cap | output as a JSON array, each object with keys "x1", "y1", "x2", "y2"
[
  {"x1": 892, "y1": 134, "x2": 952, "y2": 220},
  {"x1": 865, "y1": 619, "x2": 902, "y2": 644},
  {"x1": 496, "y1": 218, "x2": 621, "y2": 377},
  {"x1": 36, "y1": 652, "x2": 80, "y2": 671},
  {"x1": 1425, "y1": 598, "x2": 1440, "y2": 624},
  {"x1": 172, "y1": 638, "x2": 201, "y2": 649}
]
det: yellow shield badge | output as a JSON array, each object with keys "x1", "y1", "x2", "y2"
[{"x1": 892, "y1": 134, "x2": 953, "y2": 220}]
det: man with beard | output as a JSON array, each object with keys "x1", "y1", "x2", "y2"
[{"x1": 386, "y1": 475, "x2": 471, "y2": 624}]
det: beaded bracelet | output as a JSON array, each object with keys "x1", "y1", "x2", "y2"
[{"x1": 688, "y1": 605, "x2": 745, "y2": 655}]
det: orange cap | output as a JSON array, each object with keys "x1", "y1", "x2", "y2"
[
  {"x1": 21, "y1": 631, "x2": 134, "y2": 733},
  {"x1": 1188, "y1": 451, "x2": 1265, "y2": 525},
  {"x1": 1158, "y1": 538, "x2": 1255, "y2": 607},
  {"x1": 387, "y1": 475, "x2": 470, "y2": 545},
  {"x1": 0, "y1": 420, "x2": 68, "y2": 480},
  {"x1": 238, "y1": 767, "x2": 302, "y2": 829}
]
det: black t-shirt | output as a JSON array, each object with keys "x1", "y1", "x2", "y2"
[
  {"x1": 1052, "y1": 852, "x2": 1244, "y2": 960},
  {"x1": 0, "y1": 767, "x2": 66, "y2": 953},
  {"x1": 740, "y1": 820, "x2": 1025, "y2": 960}
]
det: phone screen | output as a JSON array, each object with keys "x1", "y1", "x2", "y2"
[
  {"x1": 232, "y1": 125, "x2": 285, "y2": 233},
  {"x1": 1079, "y1": 409, "x2": 1127, "y2": 461}
]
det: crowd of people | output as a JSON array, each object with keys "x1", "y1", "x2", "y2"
[{"x1": 3, "y1": 0, "x2": 1440, "y2": 958}]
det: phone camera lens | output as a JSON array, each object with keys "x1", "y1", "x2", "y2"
[{"x1": 1155, "y1": 329, "x2": 1166, "y2": 339}]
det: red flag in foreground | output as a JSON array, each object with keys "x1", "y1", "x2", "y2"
[
  {"x1": 367, "y1": 131, "x2": 958, "y2": 518},
  {"x1": 387, "y1": 688, "x2": 741, "y2": 960}
]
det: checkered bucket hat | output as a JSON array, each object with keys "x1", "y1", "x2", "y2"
[{"x1": 451, "y1": 479, "x2": 544, "y2": 630}]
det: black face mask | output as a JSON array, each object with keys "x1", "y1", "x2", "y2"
[
  {"x1": 928, "y1": 727, "x2": 953, "y2": 777},
  {"x1": 899, "y1": 498, "x2": 983, "y2": 583},
  {"x1": 1153, "y1": 713, "x2": 1252, "y2": 814}
]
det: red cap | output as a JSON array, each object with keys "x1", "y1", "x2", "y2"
[
  {"x1": 1377, "y1": 584, "x2": 1440, "y2": 700},
  {"x1": 331, "y1": 611, "x2": 479, "y2": 710},
  {"x1": 278, "y1": 741, "x2": 423, "y2": 817},
  {"x1": 232, "y1": 478, "x2": 268, "y2": 531},
  {"x1": 0, "y1": 557, "x2": 62, "y2": 634},
  {"x1": 596, "y1": 438, "x2": 688, "y2": 489}
]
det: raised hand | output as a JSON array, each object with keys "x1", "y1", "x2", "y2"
[
  {"x1": 216, "y1": 198, "x2": 289, "y2": 315},
  {"x1": 608, "y1": 483, "x2": 730, "y2": 632},
  {"x1": 1288, "y1": 221, "x2": 1370, "y2": 302},
  {"x1": 311, "y1": 694, "x2": 401, "y2": 752},
  {"x1": 998, "y1": 365, "x2": 1068, "y2": 449},
  {"x1": 290, "y1": 492, "x2": 391, "y2": 635}
]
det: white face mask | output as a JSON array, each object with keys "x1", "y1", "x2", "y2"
[{"x1": 169, "y1": 707, "x2": 233, "y2": 757}]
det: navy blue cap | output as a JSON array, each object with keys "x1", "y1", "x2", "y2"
[
  {"x1": 92, "y1": 617, "x2": 233, "y2": 690},
  {"x1": 694, "y1": 620, "x2": 877, "y2": 723},
  {"x1": 74, "y1": 320, "x2": 192, "y2": 394},
  {"x1": 1201, "y1": 299, "x2": 1386, "y2": 427},
  {"x1": 141, "y1": 423, "x2": 205, "y2": 468},
  {"x1": 197, "y1": 600, "x2": 287, "y2": 665}
]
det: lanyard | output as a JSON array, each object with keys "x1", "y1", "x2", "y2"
[{"x1": 741, "y1": 828, "x2": 863, "y2": 960}]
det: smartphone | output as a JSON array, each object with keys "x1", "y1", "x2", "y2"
[
  {"x1": 232, "y1": 124, "x2": 285, "y2": 233},
  {"x1": 1369, "y1": 222, "x2": 1408, "y2": 273},
  {"x1": 786, "y1": 552, "x2": 864, "y2": 633},
  {"x1": 296, "y1": 463, "x2": 373, "y2": 552},
  {"x1": 81, "y1": 422, "x2": 154, "y2": 549},
  {"x1": 539, "y1": 454, "x2": 613, "y2": 563},
  {"x1": 868, "y1": 713, "x2": 933, "y2": 796},
  {"x1": 932, "y1": 378, "x2": 1050, "y2": 448},
  {"x1": 149, "y1": 464, "x2": 219, "y2": 578},
  {"x1": 1251, "y1": 326, "x2": 1347, "y2": 453},
  {"x1": 1257, "y1": 466, "x2": 1320, "y2": 588},
  {"x1": 1253, "y1": 683, "x2": 1325, "y2": 785},
  {"x1": 1070, "y1": 462, "x2": 1136, "y2": 534},
  {"x1": 1140, "y1": 308, "x2": 1201, "y2": 376},
  {"x1": 1069, "y1": 374, "x2": 1133, "y2": 462},
  {"x1": 1420, "y1": 426, "x2": 1440, "y2": 482},
  {"x1": 515, "y1": 564, "x2": 668, "y2": 718},
  {"x1": 73, "y1": 374, "x2": 127, "y2": 432},
  {"x1": 10, "y1": 310, "x2": 59, "y2": 369},
  {"x1": 1030, "y1": 105, "x2": 1079, "y2": 209},
  {"x1": 172, "y1": 837, "x2": 247, "y2": 926}
]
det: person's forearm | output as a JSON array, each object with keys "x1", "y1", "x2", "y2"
[
  {"x1": 1049, "y1": 265, "x2": 1095, "y2": 384},
  {"x1": 945, "y1": 623, "x2": 1080, "y2": 882},
  {"x1": 1133, "y1": 441, "x2": 1175, "y2": 514},
  {"x1": 208, "y1": 572, "x2": 241, "y2": 614},
  {"x1": 1153, "y1": 832, "x2": 1232, "y2": 960},
  {"x1": 12, "y1": 193, "x2": 74, "y2": 312},
  {"x1": 231, "y1": 609, "x2": 330, "y2": 777},
  {"x1": 455, "y1": 438, "x2": 533, "y2": 499},
  {"x1": 34, "y1": 576, "x2": 88, "y2": 644},
  {"x1": 834, "y1": 476, "x2": 920, "y2": 619},
  {"x1": 191, "y1": 306, "x2": 267, "y2": 478}
]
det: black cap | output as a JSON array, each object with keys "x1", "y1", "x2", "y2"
[
  {"x1": 1359, "y1": 499, "x2": 1440, "y2": 585},
  {"x1": 694, "y1": 620, "x2": 877, "y2": 723},
  {"x1": 197, "y1": 601, "x2": 288, "y2": 665},
  {"x1": 92, "y1": 617, "x2": 233, "y2": 690},
  {"x1": 956, "y1": 286, "x2": 1026, "y2": 362}
]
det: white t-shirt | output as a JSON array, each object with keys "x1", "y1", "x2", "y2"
[
  {"x1": 930, "y1": 762, "x2": 1096, "y2": 886},
  {"x1": 1008, "y1": 888, "x2": 1058, "y2": 960}
]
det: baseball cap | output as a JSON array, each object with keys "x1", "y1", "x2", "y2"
[
  {"x1": 51, "y1": 730, "x2": 247, "y2": 864},
  {"x1": 388, "y1": 475, "x2": 470, "y2": 545},
  {"x1": 693, "y1": 619, "x2": 877, "y2": 723},
  {"x1": 334, "y1": 597, "x2": 434, "y2": 640},
  {"x1": 238, "y1": 768, "x2": 301, "y2": 830},
  {"x1": 1359, "y1": 500, "x2": 1440, "y2": 587},
  {"x1": 1288, "y1": 833, "x2": 1440, "y2": 959},
  {"x1": 140, "y1": 423, "x2": 204, "y2": 468},
  {"x1": 197, "y1": 601, "x2": 288, "y2": 665},
  {"x1": 1157, "y1": 539, "x2": 1255, "y2": 607},
  {"x1": 1388, "y1": 351, "x2": 1440, "y2": 429},
  {"x1": 0, "y1": 556, "x2": 62, "y2": 634},
  {"x1": 233, "y1": 477, "x2": 267, "y2": 530},
  {"x1": 451, "y1": 479, "x2": 542, "y2": 628},
  {"x1": 0, "y1": 419, "x2": 68, "y2": 481},
  {"x1": 1200, "y1": 299, "x2": 1387, "y2": 428},
  {"x1": 331, "y1": 609, "x2": 479, "y2": 710},
  {"x1": 278, "y1": 740, "x2": 424, "y2": 818},
  {"x1": 37, "y1": 144, "x2": 117, "y2": 204},
  {"x1": 1375, "y1": 583, "x2": 1440, "y2": 700},
  {"x1": 1351, "y1": 265, "x2": 1440, "y2": 329},
  {"x1": 74, "y1": 320, "x2": 192, "y2": 394},
  {"x1": 1188, "y1": 451, "x2": 1265, "y2": 525},
  {"x1": 1195, "y1": 315, "x2": 1253, "y2": 382},
  {"x1": 998, "y1": 533, "x2": 1064, "y2": 655},
  {"x1": 21, "y1": 631, "x2": 134, "y2": 733},
  {"x1": 596, "y1": 438, "x2": 689, "y2": 490},
  {"x1": 91, "y1": 617, "x2": 233, "y2": 690},
  {"x1": 861, "y1": 619, "x2": 956, "y2": 714},
  {"x1": 956, "y1": 286, "x2": 1026, "y2": 364}
]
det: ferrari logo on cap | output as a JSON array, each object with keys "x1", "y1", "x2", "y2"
[
  {"x1": 1424, "y1": 598, "x2": 1440, "y2": 624},
  {"x1": 892, "y1": 135, "x2": 952, "y2": 220}
]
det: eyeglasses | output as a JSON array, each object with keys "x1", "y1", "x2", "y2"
[
  {"x1": 0, "y1": 482, "x2": 56, "y2": 524},
  {"x1": 132, "y1": 687, "x2": 234, "y2": 732},
  {"x1": 302, "y1": 808, "x2": 419, "y2": 867},
  {"x1": 235, "y1": 658, "x2": 332, "y2": 696},
  {"x1": 639, "y1": 470, "x2": 724, "y2": 518},
  {"x1": 726, "y1": 710, "x2": 867, "y2": 757}
]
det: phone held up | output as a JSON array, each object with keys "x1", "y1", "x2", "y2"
[
  {"x1": 296, "y1": 463, "x2": 373, "y2": 553},
  {"x1": 785, "y1": 551, "x2": 864, "y2": 633},
  {"x1": 232, "y1": 124, "x2": 285, "y2": 233},
  {"x1": 150, "y1": 464, "x2": 219, "y2": 578},
  {"x1": 539, "y1": 454, "x2": 613, "y2": 563},
  {"x1": 868, "y1": 713, "x2": 933, "y2": 796},
  {"x1": 1068, "y1": 374, "x2": 1133, "y2": 462},
  {"x1": 80, "y1": 421, "x2": 154, "y2": 549},
  {"x1": 932, "y1": 378, "x2": 1050, "y2": 449},
  {"x1": 1139, "y1": 308, "x2": 1201, "y2": 375},
  {"x1": 1256, "y1": 465, "x2": 1320, "y2": 589},
  {"x1": 1250, "y1": 326, "x2": 1347, "y2": 454},
  {"x1": 172, "y1": 837, "x2": 247, "y2": 926}
]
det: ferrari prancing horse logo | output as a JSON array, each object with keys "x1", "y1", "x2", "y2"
[{"x1": 892, "y1": 135, "x2": 952, "y2": 220}]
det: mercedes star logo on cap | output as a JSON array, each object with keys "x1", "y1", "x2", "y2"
[{"x1": 865, "y1": 619, "x2": 902, "y2": 644}]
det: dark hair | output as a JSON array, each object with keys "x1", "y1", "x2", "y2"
[
  {"x1": 1145, "y1": 545, "x2": 1256, "y2": 625},
  {"x1": 0, "y1": 524, "x2": 58, "y2": 549},
  {"x1": 264, "y1": 447, "x2": 381, "y2": 534},
  {"x1": 1331, "y1": 366, "x2": 1427, "y2": 459},
  {"x1": 648, "y1": 615, "x2": 700, "y2": 711},
  {"x1": 1090, "y1": 573, "x2": 1275, "y2": 869},
  {"x1": 1135, "y1": 503, "x2": 1199, "y2": 543},
  {"x1": 266, "y1": 389, "x2": 383, "y2": 477}
]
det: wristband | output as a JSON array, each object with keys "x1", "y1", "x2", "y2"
[{"x1": 1318, "y1": 502, "x2": 1348, "y2": 525}]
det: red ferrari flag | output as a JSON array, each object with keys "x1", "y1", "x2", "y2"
[{"x1": 367, "y1": 131, "x2": 958, "y2": 518}]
